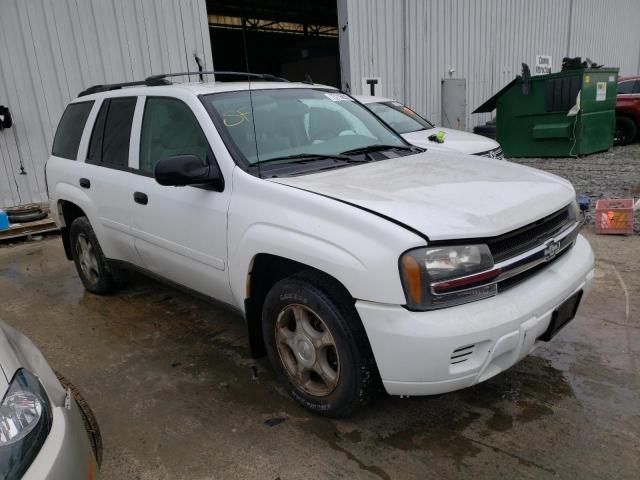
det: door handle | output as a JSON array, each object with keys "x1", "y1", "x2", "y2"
[
  {"x1": 79, "y1": 178, "x2": 90, "y2": 189},
  {"x1": 133, "y1": 192, "x2": 148, "y2": 205}
]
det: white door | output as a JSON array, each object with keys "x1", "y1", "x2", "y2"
[
  {"x1": 79, "y1": 96, "x2": 139, "y2": 263},
  {"x1": 129, "y1": 96, "x2": 233, "y2": 304}
]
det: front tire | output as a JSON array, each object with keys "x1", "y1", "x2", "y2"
[
  {"x1": 69, "y1": 216, "x2": 127, "y2": 294},
  {"x1": 262, "y1": 273, "x2": 380, "y2": 416}
]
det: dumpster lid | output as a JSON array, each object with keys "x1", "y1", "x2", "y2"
[{"x1": 472, "y1": 78, "x2": 518, "y2": 113}]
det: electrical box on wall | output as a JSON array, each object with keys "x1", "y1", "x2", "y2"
[{"x1": 0, "y1": 106, "x2": 12, "y2": 130}]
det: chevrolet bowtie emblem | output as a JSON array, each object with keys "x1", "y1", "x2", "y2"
[{"x1": 543, "y1": 239, "x2": 561, "y2": 261}]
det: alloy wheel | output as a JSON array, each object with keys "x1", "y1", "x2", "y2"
[
  {"x1": 274, "y1": 304, "x2": 340, "y2": 397},
  {"x1": 75, "y1": 233, "x2": 100, "y2": 284}
]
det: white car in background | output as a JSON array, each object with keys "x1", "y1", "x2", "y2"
[
  {"x1": 354, "y1": 95, "x2": 504, "y2": 158},
  {"x1": 0, "y1": 319, "x2": 100, "y2": 479}
]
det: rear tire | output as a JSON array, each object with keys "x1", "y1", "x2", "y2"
[
  {"x1": 262, "y1": 272, "x2": 380, "y2": 416},
  {"x1": 69, "y1": 216, "x2": 128, "y2": 294},
  {"x1": 614, "y1": 116, "x2": 637, "y2": 146}
]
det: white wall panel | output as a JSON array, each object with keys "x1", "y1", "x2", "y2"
[
  {"x1": 341, "y1": 0, "x2": 640, "y2": 130},
  {"x1": 0, "y1": 0, "x2": 212, "y2": 208}
]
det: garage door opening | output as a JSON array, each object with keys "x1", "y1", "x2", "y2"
[{"x1": 206, "y1": 0, "x2": 340, "y2": 87}]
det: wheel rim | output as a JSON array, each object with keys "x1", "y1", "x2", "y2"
[
  {"x1": 274, "y1": 304, "x2": 340, "y2": 397},
  {"x1": 75, "y1": 233, "x2": 100, "y2": 284}
]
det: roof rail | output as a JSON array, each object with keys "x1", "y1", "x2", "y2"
[
  {"x1": 146, "y1": 70, "x2": 289, "y2": 83},
  {"x1": 78, "y1": 70, "x2": 288, "y2": 97}
]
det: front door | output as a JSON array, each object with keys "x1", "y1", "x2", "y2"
[{"x1": 129, "y1": 96, "x2": 233, "y2": 304}]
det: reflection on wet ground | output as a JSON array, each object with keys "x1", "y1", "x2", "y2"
[{"x1": 0, "y1": 231, "x2": 638, "y2": 479}]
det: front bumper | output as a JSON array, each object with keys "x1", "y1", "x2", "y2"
[
  {"x1": 0, "y1": 320, "x2": 98, "y2": 479},
  {"x1": 23, "y1": 398, "x2": 98, "y2": 480},
  {"x1": 357, "y1": 234, "x2": 594, "y2": 396}
]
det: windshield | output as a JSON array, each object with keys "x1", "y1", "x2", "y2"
[
  {"x1": 366, "y1": 101, "x2": 434, "y2": 134},
  {"x1": 202, "y1": 88, "x2": 407, "y2": 165}
]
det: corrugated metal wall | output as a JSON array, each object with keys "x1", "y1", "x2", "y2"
[
  {"x1": 0, "y1": 0, "x2": 212, "y2": 208},
  {"x1": 340, "y1": 0, "x2": 640, "y2": 130}
]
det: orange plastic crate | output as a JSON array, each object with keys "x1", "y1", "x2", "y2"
[{"x1": 595, "y1": 199, "x2": 634, "y2": 235}]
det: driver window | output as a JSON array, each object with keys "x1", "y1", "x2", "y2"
[{"x1": 139, "y1": 98, "x2": 210, "y2": 173}]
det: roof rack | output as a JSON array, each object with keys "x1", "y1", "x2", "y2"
[{"x1": 78, "y1": 70, "x2": 289, "y2": 97}]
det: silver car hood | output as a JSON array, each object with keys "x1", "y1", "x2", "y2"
[
  {"x1": 0, "y1": 322, "x2": 14, "y2": 394},
  {"x1": 0, "y1": 319, "x2": 66, "y2": 405}
]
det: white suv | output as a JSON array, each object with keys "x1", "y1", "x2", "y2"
[{"x1": 46, "y1": 74, "x2": 594, "y2": 416}]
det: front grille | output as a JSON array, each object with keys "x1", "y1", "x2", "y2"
[
  {"x1": 475, "y1": 146, "x2": 504, "y2": 159},
  {"x1": 487, "y1": 206, "x2": 572, "y2": 262},
  {"x1": 497, "y1": 246, "x2": 571, "y2": 292}
]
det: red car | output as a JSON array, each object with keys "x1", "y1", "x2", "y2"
[{"x1": 616, "y1": 76, "x2": 640, "y2": 145}]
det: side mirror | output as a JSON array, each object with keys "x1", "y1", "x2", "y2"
[{"x1": 154, "y1": 155, "x2": 224, "y2": 190}]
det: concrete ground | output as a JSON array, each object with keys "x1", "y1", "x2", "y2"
[{"x1": 0, "y1": 229, "x2": 638, "y2": 480}]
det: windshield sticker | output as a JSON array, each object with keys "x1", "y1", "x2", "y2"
[
  {"x1": 223, "y1": 109, "x2": 251, "y2": 127},
  {"x1": 324, "y1": 93, "x2": 353, "y2": 102}
]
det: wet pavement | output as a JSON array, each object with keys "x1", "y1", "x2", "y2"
[{"x1": 0, "y1": 229, "x2": 638, "y2": 479}]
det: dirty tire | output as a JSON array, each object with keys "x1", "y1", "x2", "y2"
[
  {"x1": 69, "y1": 216, "x2": 128, "y2": 294},
  {"x1": 262, "y1": 272, "x2": 380, "y2": 417},
  {"x1": 614, "y1": 116, "x2": 637, "y2": 146},
  {"x1": 55, "y1": 372, "x2": 103, "y2": 468}
]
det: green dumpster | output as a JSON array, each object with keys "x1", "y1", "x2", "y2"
[{"x1": 473, "y1": 68, "x2": 619, "y2": 157}]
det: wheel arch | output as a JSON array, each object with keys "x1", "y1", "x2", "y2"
[
  {"x1": 244, "y1": 253, "x2": 356, "y2": 358},
  {"x1": 57, "y1": 200, "x2": 88, "y2": 260}
]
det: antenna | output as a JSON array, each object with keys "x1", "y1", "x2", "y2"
[
  {"x1": 194, "y1": 54, "x2": 204, "y2": 82},
  {"x1": 241, "y1": 17, "x2": 261, "y2": 176}
]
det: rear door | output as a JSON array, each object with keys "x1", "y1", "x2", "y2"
[
  {"x1": 129, "y1": 96, "x2": 233, "y2": 304},
  {"x1": 81, "y1": 96, "x2": 139, "y2": 263}
]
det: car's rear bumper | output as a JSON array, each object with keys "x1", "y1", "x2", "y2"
[
  {"x1": 23, "y1": 397, "x2": 98, "y2": 480},
  {"x1": 357, "y1": 234, "x2": 594, "y2": 396}
]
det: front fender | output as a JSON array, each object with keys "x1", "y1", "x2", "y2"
[
  {"x1": 227, "y1": 169, "x2": 427, "y2": 310},
  {"x1": 230, "y1": 223, "x2": 369, "y2": 306}
]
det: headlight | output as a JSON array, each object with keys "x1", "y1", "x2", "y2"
[
  {"x1": 569, "y1": 199, "x2": 580, "y2": 221},
  {"x1": 0, "y1": 370, "x2": 53, "y2": 480},
  {"x1": 400, "y1": 244, "x2": 498, "y2": 310}
]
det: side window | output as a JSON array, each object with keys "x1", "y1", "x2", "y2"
[
  {"x1": 51, "y1": 101, "x2": 94, "y2": 160},
  {"x1": 617, "y1": 81, "x2": 635, "y2": 94},
  {"x1": 634, "y1": 81, "x2": 640, "y2": 94},
  {"x1": 139, "y1": 98, "x2": 210, "y2": 174},
  {"x1": 87, "y1": 97, "x2": 137, "y2": 168}
]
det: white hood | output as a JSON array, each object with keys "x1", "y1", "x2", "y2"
[
  {"x1": 402, "y1": 127, "x2": 500, "y2": 155},
  {"x1": 271, "y1": 151, "x2": 575, "y2": 240}
]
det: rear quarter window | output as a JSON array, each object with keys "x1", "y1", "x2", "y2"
[{"x1": 51, "y1": 101, "x2": 94, "y2": 160}]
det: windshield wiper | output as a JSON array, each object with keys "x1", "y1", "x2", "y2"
[
  {"x1": 340, "y1": 144, "x2": 415, "y2": 156},
  {"x1": 257, "y1": 153, "x2": 366, "y2": 165}
]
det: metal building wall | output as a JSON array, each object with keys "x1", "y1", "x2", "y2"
[
  {"x1": 0, "y1": 0, "x2": 213, "y2": 208},
  {"x1": 340, "y1": 0, "x2": 640, "y2": 130}
]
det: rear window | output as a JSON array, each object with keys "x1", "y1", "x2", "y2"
[
  {"x1": 51, "y1": 102, "x2": 94, "y2": 160},
  {"x1": 617, "y1": 80, "x2": 639, "y2": 94},
  {"x1": 87, "y1": 97, "x2": 137, "y2": 168}
]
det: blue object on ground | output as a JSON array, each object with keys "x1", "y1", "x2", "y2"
[
  {"x1": 577, "y1": 195, "x2": 590, "y2": 212},
  {"x1": 0, "y1": 209, "x2": 9, "y2": 231}
]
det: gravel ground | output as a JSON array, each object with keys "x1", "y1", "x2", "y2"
[{"x1": 509, "y1": 143, "x2": 640, "y2": 232}]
